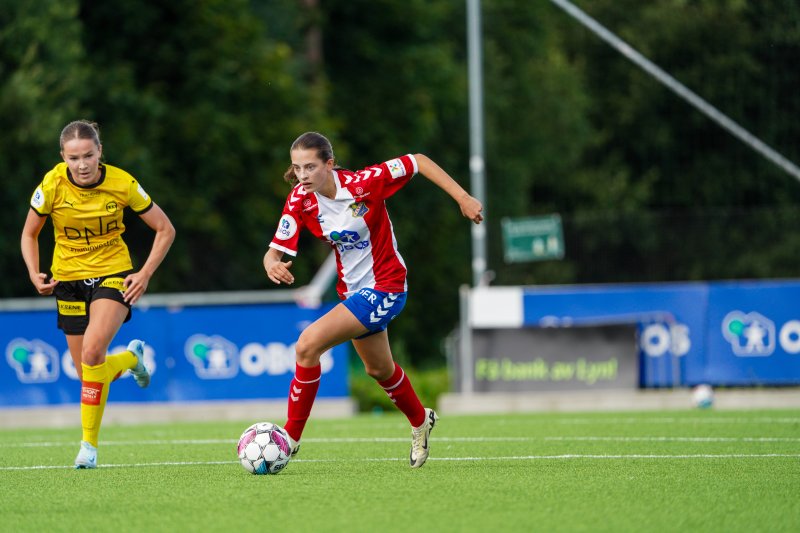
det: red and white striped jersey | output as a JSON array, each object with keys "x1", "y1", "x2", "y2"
[{"x1": 269, "y1": 154, "x2": 418, "y2": 299}]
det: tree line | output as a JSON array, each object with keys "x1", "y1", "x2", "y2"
[{"x1": 3, "y1": 0, "x2": 798, "y2": 366}]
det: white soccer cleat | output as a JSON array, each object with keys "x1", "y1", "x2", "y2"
[
  {"x1": 74, "y1": 440, "x2": 97, "y2": 469},
  {"x1": 127, "y1": 339, "x2": 150, "y2": 388},
  {"x1": 288, "y1": 435, "x2": 301, "y2": 457},
  {"x1": 410, "y1": 408, "x2": 438, "y2": 468}
]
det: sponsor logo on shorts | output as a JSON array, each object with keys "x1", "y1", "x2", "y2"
[
  {"x1": 57, "y1": 300, "x2": 86, "y2": 316},
  {"x1": 99, "y1": 277, "x2": 126, "y2": 291}
]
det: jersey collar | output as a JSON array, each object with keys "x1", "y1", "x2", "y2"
[
  {"x1": 67, "y1": 164, "x2": 107, "y2": 189},
  {"x1": 330, "y1": 170, "x2": 355, "y2": 200}
]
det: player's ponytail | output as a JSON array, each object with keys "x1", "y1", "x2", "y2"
[{"x1": 283, "y1": 165, "x2": 298, "y2": 185}]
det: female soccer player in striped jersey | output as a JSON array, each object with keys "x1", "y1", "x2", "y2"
[
  {"x1": 21, "y1": 120, "x2": 175, "y2": 468},
  {"x1": 264, "y1": 131, "x2": 483, "y2": 468}
]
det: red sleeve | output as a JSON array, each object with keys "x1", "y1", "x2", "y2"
[
  {"x1": 345, "y1": 154, "x2": 418, "y2": 200},
  {"x1": 268, "y1": 185, "x2": 307, "y2": 256}
]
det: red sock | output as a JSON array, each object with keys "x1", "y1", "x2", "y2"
[
  {"x1": 284, "y1": 363, "x2": 321, "y2": 442},
  {"x1": 378, "y1": 363, "x2": 425, "y2": 427}
]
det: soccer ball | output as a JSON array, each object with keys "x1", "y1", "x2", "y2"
[
  {"x1": 237, "y1": 422, "x2": 292, "y2": 475},
  {"x1": 691, "y1": 384, "x2": 714, "y2": 409}
]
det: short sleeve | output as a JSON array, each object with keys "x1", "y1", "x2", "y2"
[
  {"x1": 128, "y1": 179, "x2": 154, "y2": 214},
  {"x1": 351, "y1": 154, "x2": 417, "y2": 200},
  {"x1": 30, "y1": 181, "x2": 53, "y2": 216},
  {"x1": 268, "y1": 185, "x2": 308, "y2": 256}
]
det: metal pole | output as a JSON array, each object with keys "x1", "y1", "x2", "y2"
[
  {"x1": 459, "y1": 284, "x2": 474, "y2": 394},
  {"x1": 467, "y1": 0, "x2": 487, "y2": 287},
  {"x1": 550, "y1": 0, "x2": 800, "y2": 183}
]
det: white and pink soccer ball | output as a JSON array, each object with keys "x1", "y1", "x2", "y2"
[{"x1": 237, "y1": 422, "x2": 292, "y2": 475}]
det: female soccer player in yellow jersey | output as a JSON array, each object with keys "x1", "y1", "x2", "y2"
[{"x1": 20, "y1": 120, "x2": 175, "y2": 468}]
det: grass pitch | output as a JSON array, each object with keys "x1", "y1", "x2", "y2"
[{"x1": 1, "y1": 409, "x2": 798, "y2": 532}]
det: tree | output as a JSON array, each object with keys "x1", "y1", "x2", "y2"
[
  {"x1": 75, "y1": 0, "x2": 317, "y2": 291},
  {"x1": 0, "y1": 0, "x2": 86, "y2": 297}
]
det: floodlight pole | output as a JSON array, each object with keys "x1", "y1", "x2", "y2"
[
  {"x1": 467, "y1": 0, "x2": 487, "y2": 287},
  {"x1": 550, "y1": 0, "x2": 800, "y2": 183}
]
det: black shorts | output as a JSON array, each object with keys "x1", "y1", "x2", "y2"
[{"x1": 53, "y1": 270, "x2": 133, "y2": 335}]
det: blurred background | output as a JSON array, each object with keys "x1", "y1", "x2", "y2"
[{"x1": 3, "y1": 1, "x2": 800, "y2": 409}]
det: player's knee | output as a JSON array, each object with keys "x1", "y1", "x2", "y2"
[
  {"x1": 294, "y1": 333, "x2": 322, "y2": 367},
  {"x1": 365, "y1": 363, "x2": 394, "y2": 382},
  {"x1": 81, "y1": 343, "x2": 106, "y2": 366}
]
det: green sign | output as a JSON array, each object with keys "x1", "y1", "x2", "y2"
[{"x1": 501, "y1": 214, "x2": 564, "y2": 263}]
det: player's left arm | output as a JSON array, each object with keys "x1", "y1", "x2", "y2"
[
  {"x1": 414, "y1": 154, "x2": 483, "y2": 224},
  {"x1": 123, "y1": 203, "x2": 176, "y2": 304}
]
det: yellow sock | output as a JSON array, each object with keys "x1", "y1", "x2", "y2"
[
  {"x1": 106, "y1": 350, "x2": 136, "y2": 382},
  {"x1": 80, "y1": 362, "x2": 111, "y2": 447}
]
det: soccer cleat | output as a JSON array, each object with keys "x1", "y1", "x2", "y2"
[
  {"x1": 409, "y1": 408, "x2": 438, "y2": 468},
  {"x1": 74, "y1": 440, "x2": 97, "y2": 469},
  {"x1": 127, "y1": 339, "x2": 150, "y2": 388},
  {"x1": 288, "y1": 435, "x2": 301, "y2": 457}
]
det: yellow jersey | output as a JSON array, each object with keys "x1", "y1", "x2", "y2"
[{"x1": 29, "y1": 162, "x2": 154, "y2": 281}]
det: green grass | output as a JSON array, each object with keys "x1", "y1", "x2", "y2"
[{"x1": 1, "y1": 409, "x2": 799, "y2": 532}]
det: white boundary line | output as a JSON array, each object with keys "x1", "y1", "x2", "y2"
[
  {"x1": 557, "y1": 416, "x2": 800, "y2": 424},
  {"x1": 3, "y1": 453, "x2": 800, "y2": 471},
  {"x1": 3, "y1": 434, "x2": 800, "y2": 448}
]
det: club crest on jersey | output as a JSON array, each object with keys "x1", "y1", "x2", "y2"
[{"x1": 348, "y1": 201, "x2": 368, "y2": 217}]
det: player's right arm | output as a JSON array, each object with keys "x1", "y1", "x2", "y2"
[
  {"x1": 263, "y1": 247, "x2": 294, "y2": 286},
  {"x1": 265, "y1": 187, "x2": 307, "y2": 286},
  {"x1": 20, "y1": 209, "x2": 58, "y2": 295}
]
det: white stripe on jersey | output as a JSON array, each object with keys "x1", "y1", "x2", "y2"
[{"x1": 316, "y1": 182, "x2": 377, "y2": 297}]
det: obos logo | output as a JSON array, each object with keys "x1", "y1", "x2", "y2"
[
  {"x1": 329, "y1": 229, "x2": 369, "y2": 251},
  {"x1": 275, "y1": 214, "x2": 297, "y2": 241},
  {"x1": 6, "y1": 338, "x2": 60, "y2": 383},
  {"x1": 31, "y1": 187, "x2": 45, "y2": 209},
  {"x1": 240, "y1": 343, "x2": 334, "y2": 377},
  {"x1": 185, "y1": 335, "x2": 239, "y2": 379},
  {"x1": 722, "y1": 311, "x2": 776, "y2": 357},
  {"x1": 640, "y1": 322, "x2": 691, "y2": 357}
]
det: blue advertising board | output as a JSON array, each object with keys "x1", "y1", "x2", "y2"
[
  {"x1": 705, "y1": 281, "x2": 800, "y2": 386},
  {"x1": 519, "y1": 280, "x2": 800, "y2": 387},
  {"x1": 1, "y1": 301, "x2": 348, "y2": 407},
  {"x1": 520, "y1": 283, "x2": 708, "y2": 387}
]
